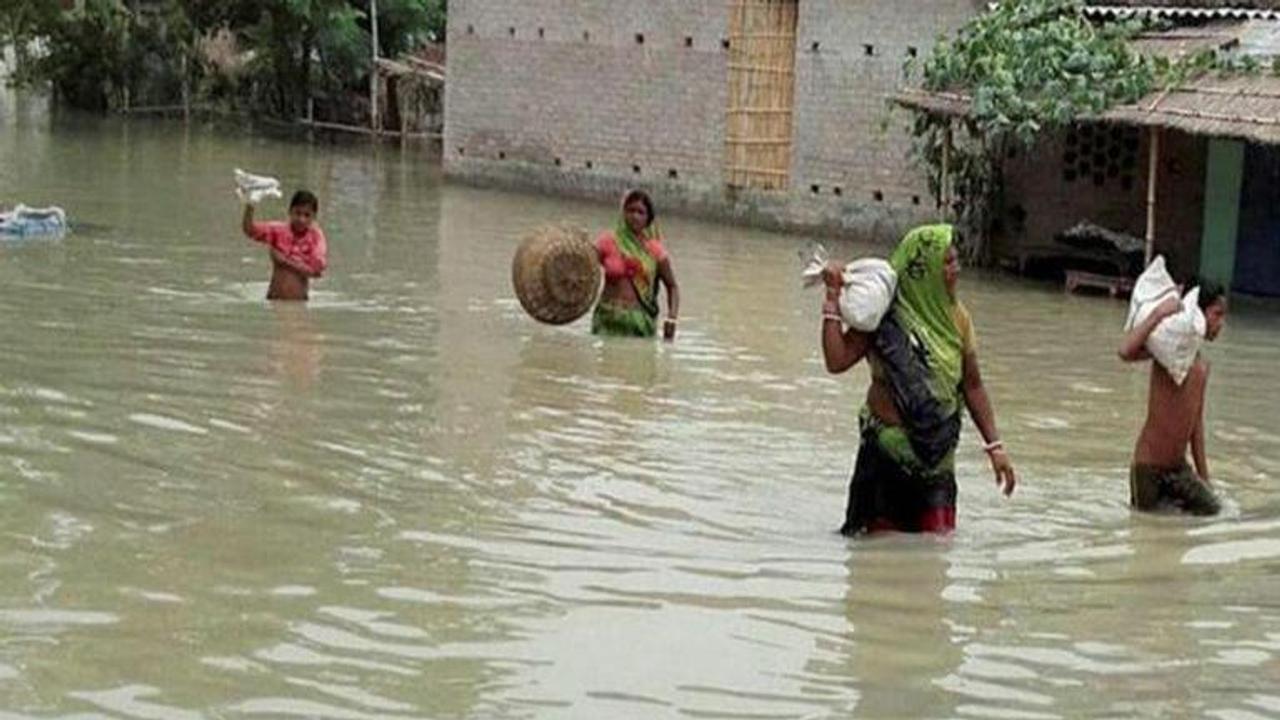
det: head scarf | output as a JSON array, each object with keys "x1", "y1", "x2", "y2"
[
  {"x1": 888, "y1": 224, "x2": 963, "y2": 412},
  {"x1": 613, "y1": 190, "x2": 661, "y2": 317}
]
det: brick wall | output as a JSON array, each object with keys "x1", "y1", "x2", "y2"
[
  {"x1": 999, "y1": 125, "x2": 1205, "y2": 279},
  {"x1": 444, "y1": 0, "x2": 982, "y2": 242}
]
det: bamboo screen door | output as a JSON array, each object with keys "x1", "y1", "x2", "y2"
[{"x1": 725, "y1": 0, "x2": 798, "y2": 190}]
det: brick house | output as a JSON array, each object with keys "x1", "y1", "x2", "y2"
[
  {"x1": 443, "y1": 0, "x2": 986, "y2": 242},
  {"x1": 900, "y1": 1, "x2": 1280, "y2": 296}
]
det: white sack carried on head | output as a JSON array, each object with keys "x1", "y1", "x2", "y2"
[
  {"x1": 838, "y1": 258, "x2": 898, "y2": 331},
  {"x1": 234, "y1": 168, "x2": 283, "y2": 205},
  {"x1": 1125, "y1": 258, "x2": 1205, "y2": 385}
]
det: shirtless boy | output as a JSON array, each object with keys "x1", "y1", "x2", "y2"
[{"x1": 1118, "y1": 279, "x2": 1228, "y2": 515}]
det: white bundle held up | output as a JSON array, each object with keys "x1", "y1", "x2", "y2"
[
  {"x1": 1125, "y1": 256, "x2": 1206, "y2": 385},
  {"x1": 801, "y1": 244, "x2": 898, "y2": 331},
  {"x1": 234, "y1": 168, "x2": 283, "y2": 205}
]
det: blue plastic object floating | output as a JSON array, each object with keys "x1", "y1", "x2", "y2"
[{"x1": 0, "y1": 205, "x2": 68, "y2": 238}]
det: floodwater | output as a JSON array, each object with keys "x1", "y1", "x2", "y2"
[{"x1": 3, "y1": 92, "x2": 1280, "y2": 720}]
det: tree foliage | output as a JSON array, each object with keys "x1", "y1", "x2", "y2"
[
  {"x1": 902, "y1": 0, "x2": 1236, "y2": 261},
  {"x1": 10, "y1": 0, "x2": 447, "y2": 119}
]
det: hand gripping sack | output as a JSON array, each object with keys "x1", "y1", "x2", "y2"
[
  {"x1": 1125, "y1": 258, "x2": 1205, "y2": 385},
  {"x1": 838, "y1": 258, "x2": 898, "y2": 331}
]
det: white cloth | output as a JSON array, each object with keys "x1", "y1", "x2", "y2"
[
  {"x1": 1126, "y1": 256, "x2": 1205, "y2": 385},
  {"x1": 234, "y1": 168, "x2": 282, "y2": 205}
]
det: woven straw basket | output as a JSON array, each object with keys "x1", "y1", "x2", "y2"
[{"x1": 512, "y1": 224, "x2": 601, "y2": 325}]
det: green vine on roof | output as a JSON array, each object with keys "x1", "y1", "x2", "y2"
[{"x1": 903, "y1": 0, "x2": 1252, "y2": 262}]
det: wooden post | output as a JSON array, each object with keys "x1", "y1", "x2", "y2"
[
  {"x1": 370, "y1": 0, "x2": 380, "y2": 138},
  {"x1": 1145, "y1": 126, "x2": 1161, "y2": 265},
  {"x1": 940, "y1": 120, "x2": 952, "y2": 221}
]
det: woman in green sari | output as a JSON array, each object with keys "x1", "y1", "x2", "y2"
[
  {"x1": 820, "y1": 224, "x2": 1017, "y2": 535},
  {"x1": 593, "y1": 190, "x2": 680, "y2": 340}
]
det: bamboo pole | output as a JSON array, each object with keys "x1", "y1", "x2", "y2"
[
  {"x1": 1144, "y1": 126, "x2": 1161, "y2": 265},
  {"x1": 370, "y1": 0, "x2": 380, "y2": 137}
]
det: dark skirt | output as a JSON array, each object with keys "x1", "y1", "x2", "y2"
[{"x1": 841, "y1": 420, "x2": 958, "y2": 536}]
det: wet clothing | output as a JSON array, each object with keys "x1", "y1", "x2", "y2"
[
  {"x1": 1130, "y1": 463, "x2": 1220, "y2": 516},
  {"x1": 842, "y1": 409, "x2": 957, "y2": 535},
  {"x1": 591, "y1": 301, "x2": 657, "y2": 337},
  {"x1": 249, "y1": 221, "x2": 328, "y2": 277},
  {"x1": 842, "y1": 225, "x2": 966, "y2": 536},
  {"x1": 592, "y1": 205, "x2": 669, "y2": 338}
]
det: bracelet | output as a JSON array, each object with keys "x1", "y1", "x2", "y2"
[
  {"x1": 664, "y1": 317, "x2": 677, "y2": 325},
  {"x1": 822, "y1": 313, "x2": 843, "y2": 323},
  {"x1": 983, "y1": 439, "x2": 1005, "y2": 454}
]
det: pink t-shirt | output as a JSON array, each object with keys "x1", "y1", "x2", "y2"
[{"x1": 249, "y1": 221, "x2": 328, "y2": 277}]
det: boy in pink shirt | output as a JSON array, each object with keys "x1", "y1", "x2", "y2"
[{"x1": 240, "y1": 190, "x2": 328, "y2": 301}]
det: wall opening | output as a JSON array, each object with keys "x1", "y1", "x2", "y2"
[{"x1": 724, "y1": 0, "x2": 798, "y2": 191}]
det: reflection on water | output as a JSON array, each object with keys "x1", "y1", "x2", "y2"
[{"x1": 2, "y1": 93, "x2": 1280, "y2": 718}]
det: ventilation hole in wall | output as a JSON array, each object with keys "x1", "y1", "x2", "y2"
[
  {"x1": 498, "y1": 151, "x2": 506, "y2": 160},
  {"x1": 810, "y1": 184, "x2": 821, "y2": 194},
  {"x1": 457, "y1": 146, "x2": 465, "y2": 156},
  {"x1": 508, "y1": 27, "x2": 516, "y2": 37},
  {"x1": 911, "y1": 195, "x2": 921, "y2": 205},
  {"x1": 668, "y1": 168, "x2": 679, "y2": 179},
  {"x1": 811, "y1": 41, "x2": 820, "y2": 52},
  {"x1": 907, "y1": 46, "x2": 918, "y2": 57},
  {"x1": 466, "y1": 25, "x2": 475, "y2": 35},
  {"x1": 873, "y1": 190, "x2": 884, "y2": 202},
  {"x1": 721, "y1": 38, "x2": 731, "y2": 50},
  {"x1": 538, "y1": 27, "x2": 545, "y2": 39},
  {"x1": 554, "y1": 157, "x2": 562, "y2": 167},
  {"x1": 685, "y1": 36, "x2": 693, "y2": 48},
  {"x1": 632, "y1": 164, "x2": 642, "y2": 174},
  {"x1": 635, "y1": 33, "x2": 645, "y2": 45},
  {"x1": 833, "y1": 186, "x2": 842, "y2": 197},
  {"x1": 583, "y1": 30, "x2": 591, "y2": 42},
  {"x1": 864, "y1": 44, "x2": 875, "y2": 56},
  {"x1": 585, "y1": 160, "x2": 594, "y2": 169}
]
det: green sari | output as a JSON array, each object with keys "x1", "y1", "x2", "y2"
[{"x1": 591, "y1": 216, "x2": 662, "y2": 338}]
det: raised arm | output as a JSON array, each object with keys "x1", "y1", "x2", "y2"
[
  {"x1": 1119, "y1": 295, "x2": 1180, "y2": 362},
  {"x1": 962, "y1": 350, "x2": 1016, "y2": 496},
  {"x1": 820, "y1": 262, "x2": 871, "y2": 373},
  {"x1": 241, "y1": 204, "x2": 256, "y2": 238}
]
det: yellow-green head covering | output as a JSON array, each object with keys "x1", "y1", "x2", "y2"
[{"x1": 889, "y1": 224, "x2": 963, "y2": 410}]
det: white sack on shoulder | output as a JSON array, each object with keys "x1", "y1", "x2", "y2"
[
  {"x1": 1148, "y1": 286, "x2": 1206, "y2": 385},
  {"x1": 839, "y1": 258, "x2": 897, "y2": 331},
  {"x1": 1125, "y1": 258, "x2": 1205, "y2": 385},
  {"x1": 1125, "y1": 255, "x2": 1177, "y2": 331}
]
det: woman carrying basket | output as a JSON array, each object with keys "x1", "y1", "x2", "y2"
[{"x1": 592, "y1": 190, "x2": 681, "y2": 340}]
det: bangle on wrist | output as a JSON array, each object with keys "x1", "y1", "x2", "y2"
[
  {"x1": 665, "y1": 317, "x2": 677, "y2": 325},
  {"x1": 822, "y1": 313, "x2": 843, "y2": 323},
  {"x1": 983, "y1": 439, "x2": 1004, "y2": 454}
]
